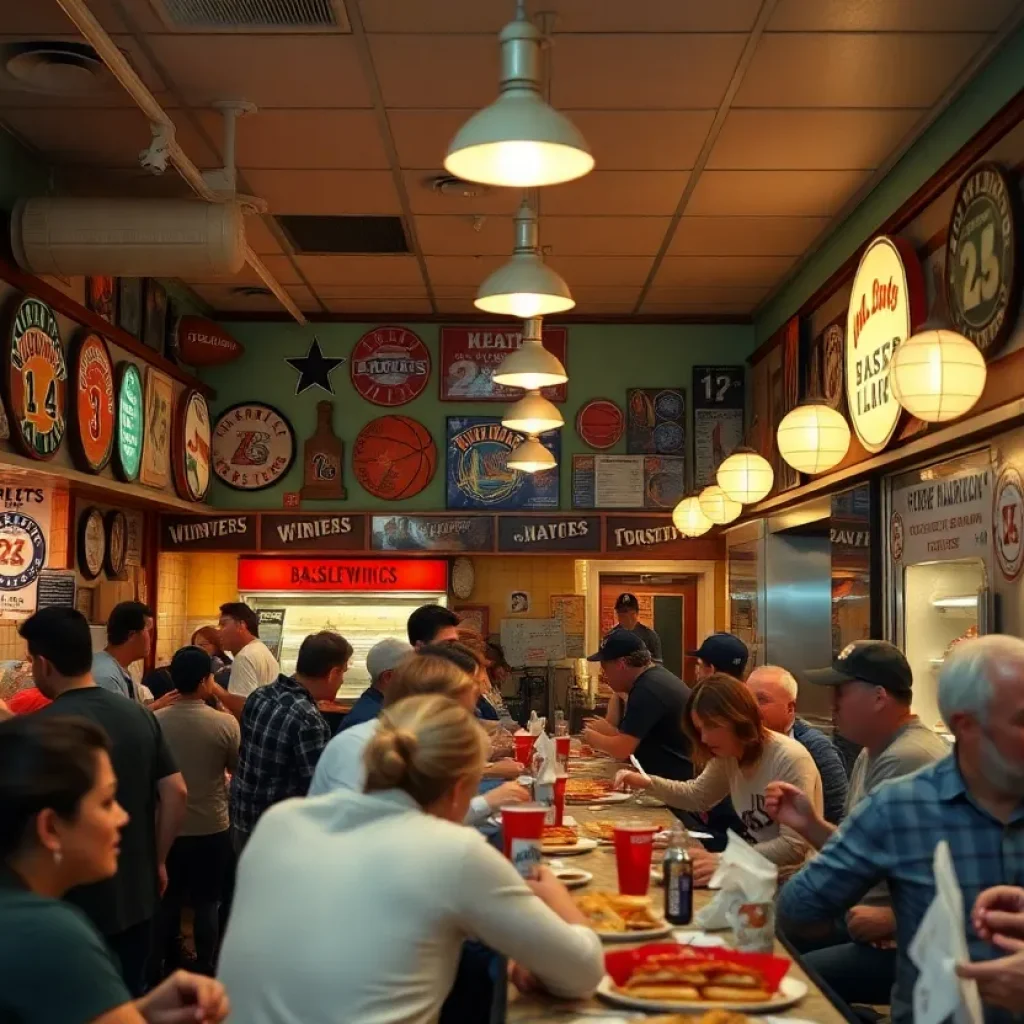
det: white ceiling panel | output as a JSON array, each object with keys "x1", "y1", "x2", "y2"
[
  {"x1": 402, "y1": 171, "x2": 523, "y2": 216},
  {"x1": 769, "y1": 0, "x2": 1021, "y2": 32},
  {"x1": 542, "y1": 217, "x2": 672, "y2": 256},
  {"x1": 243, "y1": 215, "x2": 287, "y2": 256},
  {"x1": 368, "y1": 34, "x2": 496, "y2": 108},
  {"x1": 296, "y1": 254, "x2": 425, "y2": 286},
  {"x1": 541, "y1": 171, "x2": 689, "y2": 216},
  {"x1": 651, "y1": 255, "x2": 796, "y2": 289},
  {"x1": 669, "y1": 216, "x2": 830, "y2": 257},
  {"x1": 686, "y1": 169, "x2": 872, "y2": 217},
  {"x1": 415, "y1": 215, "x2": 514, "y2": 256},
  {"x1": 245, "y1": 170, "x2": 402, "y2": 215},
  {"x1": 546, "y1": 256, "x2": 654, "y2": 287}
]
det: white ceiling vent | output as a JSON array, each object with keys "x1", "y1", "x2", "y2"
[
  {"x1": 3, "y1": 42, "x2": 113, "y2": 97},
  {"x1": 153, "y1": 0, "x2": 348, "y2": 31}
]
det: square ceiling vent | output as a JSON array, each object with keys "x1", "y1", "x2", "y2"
[
  {"x1": 277, "y1": 215, "x2": 410, "y2": 255},
  {"x1": 153, "y1": 0, "x2": 348, "y2": 31}
]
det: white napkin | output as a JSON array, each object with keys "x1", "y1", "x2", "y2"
[
  {"x1": 694, "y1": 829, "x2": 777, "y2": 932},
  {"x1": 527, "y1": 710, "x2": 546, "y2": 736},
  {"x1": 534, "y1": 732, "x2": 558, "y2": 785}
]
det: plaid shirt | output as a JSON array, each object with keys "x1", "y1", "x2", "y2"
[
  {"x1": 230, "y1": 675, "x2": 330, "y2": 836},
  {"x1": 778, "y1": 753, "x2": 1024, "y2": 1024}
]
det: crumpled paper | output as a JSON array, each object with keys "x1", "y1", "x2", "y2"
[{"x1": 526, "y1": 710, "x2": 546, "y2": 736}]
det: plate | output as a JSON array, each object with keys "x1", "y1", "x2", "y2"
[
  {"x1": 566, "y1": 791, "x2": 632, "y2": 806},
  {"x1": 543, "y1": 837, "x2": 599, "y2": 856},
  {"x1": 553, "y1": 867, "x2": 593, "y2": 889},
  {"x1": 593, "y1": 921, "x2": 673, "y2": 943},
  {"x1": 596, "y1": 973, "x2": 808, "y2": 1012}
]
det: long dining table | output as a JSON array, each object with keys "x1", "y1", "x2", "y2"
[{"x1": 506, "y1": 753, "x2": 852, "y2": 1023}]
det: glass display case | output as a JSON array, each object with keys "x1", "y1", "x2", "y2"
[{"x1": 727, "y1": 533, "x2": 761, "y2": 666}]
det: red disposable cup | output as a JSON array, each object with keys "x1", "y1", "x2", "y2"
[
  {"x1": 555, "y1": 736, "x2": 571, "y2": 772},
  {"x1": 501, "y1": 803, "x2": 548, "y2": 877},
  {"x1": 613, "y1": 825, "x2": 659, "y2": 895},
  {"x1": 553, "y1": 775, "x2": 567, "y2": 826},
  {"x1": 513, "y1": 734, "x2": 538, "y2": 767}
]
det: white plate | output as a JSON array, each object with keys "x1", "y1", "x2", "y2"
[
  {"x1": 593, "y1": 921, "x2": 673, "y2": 943},
  {"x1": 553, "y1": 867, "x2": 593, "y2": 889},
  {"x1": 596, "y1": 973, "x2": 808, "y2": 1013},
  {"x1": 566, "y1": 791, "x2": 633, "y2": 805},
  {"x1": 542, "y1": 837, "x2": 599, "y2": 856}
]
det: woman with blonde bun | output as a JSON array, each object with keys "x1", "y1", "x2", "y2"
[{"x1": 219, "y1": 694, "x2": 604, "y2": 1024}]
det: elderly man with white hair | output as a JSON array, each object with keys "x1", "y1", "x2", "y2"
[
  {"x1": 746, "y1": 665, "x2": 848, "y2": 824},
  {"x1": 773, "y1": 634, "x2": 1024, "y2": 1024}
]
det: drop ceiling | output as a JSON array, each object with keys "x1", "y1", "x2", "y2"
[{"x1": 0, "y1": 0, "x2": 1021, "y2": 320}]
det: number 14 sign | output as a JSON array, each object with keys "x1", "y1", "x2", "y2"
[{"x1": 693, "y1": 365, "x2": 745, "y2": 488}]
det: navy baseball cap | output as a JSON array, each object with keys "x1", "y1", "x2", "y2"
[
  {"x1": 587, "y1": 628, "x2": 646, "y2": 662},
  {"x1": 614, "y1": 593, "x2": 640, "y2": 611},
  {"x1": 805, "y1": 640, "x2": 912, "y2": 697},
  {"x1": 687, "y1": 632, "x2": 749, "y2": 677}
]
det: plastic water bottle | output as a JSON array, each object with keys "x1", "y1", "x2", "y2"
[{"x1": 663, "y1": 821, "x2": 693, "y2": 925}]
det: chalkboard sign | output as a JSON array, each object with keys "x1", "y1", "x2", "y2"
[
  {"x1": 256, "y1": 609, "x2": 286, "y2": 661},
  {"x1": 500, "y1": 618, "x2": 566, "y2": 668},
  {"x1": 35, "y1": 570, "x2": 77, "y2": 610}
]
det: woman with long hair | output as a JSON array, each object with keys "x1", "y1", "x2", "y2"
[
  {"x1": 191, "y1": 627, "x2": 232, "y2": 677},
  {"x1": 618, "y1": 673, "x2": 823, "y2": 885},
  {"x1": 455, "y1": 630, "x2": 515, "y2": 727},
  {"x1": 219, "y1": 693, "x2": 604, "y2": 1023},
  {"x1": 0, "y1": 715, "x2": 229, "y2": 1022}
]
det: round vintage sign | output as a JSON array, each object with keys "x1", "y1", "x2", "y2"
[
  {"x1": 576, "y1": 398, "x2": 624, "y2": 450},
  {"x1": 845, "y1": 236, "x2": 925, "y2": 454},
  {"x1": 350, "y1": 326, "x2": 430, "y2": 407},
  {"x1": 212, "y1": 402, "x2": 296, "y2": 491},
  {"x1": 6, "y1": 296, "x2": 67, "y2": 460},
  {"x1": 822, "y1": 322, "x2": 844, "y2": 410},
  {"x1": 104, "y1": 509, "x2": 127, "y2": 578},
  {"x1": 78, "y1": 506, "x2": 106, "y2": 581},
  {"x1": 0, "y1": 510, "x2": 46, "y2": 593},
  {"x1": 994, "y1": 464, "x2": 1024, "y2": 581},
  {"x1": 173, "y1": 389, "x2": 212, "y2": 502},
  {"x1": 113, "y1": 362, "x2": 144, "y2": 483},
  {"x1": 946, "y1": 163, "x2": 1020, "y2": 358},
  {"x1": 71, "y1": 333, "x2": 115, "y2": 473}
]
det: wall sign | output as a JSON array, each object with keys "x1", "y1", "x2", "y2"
[
  {"x1": 808, "y1": 319, "x2": 845, "y2": 412},
  {"x1": 117, "y1": 278, "x2": 142, "y2": 338},
  {"x1": 140, "y1": 367, "x2": 172, "y2": 489},
  {"x1": 572, "y1": 454, "x2": 685, "y2": 510},
  {"x1": 626, "y1": 388, "x2": 686, "y2": 456},
  {"x1": 113, "y1": 362, "x2": 144, "y2": 483},
  {"x1": 0, "y1": 486, "x2": 50, "y2": 617},
  {"x1": 994, "y1": 464, "x2": 1024, "y2": 581},
  {"x1": 351, "y1": 326, "x2": 430, "y2": 406},
  {"x1": 945, "y1": 163, "x2": 1020, "y2": 358},
  {"x1": 286, "y1": 337, "x2": 346, "y2": 396},
  {"x1": 78, "y1": 506, "x2": 106, "y2": 581},
  {"x1": 498, "y1": 515, "x2": 601, "y2": 553},
  {"x1": 446, "y1": 417, "x2": 559, "y2": 510},
  {"x1": 300, "y1": 400, "x2": 345, "y2": 500},
  {"x1": 161, "y1": 513, "x2": 259, "y2": 552},
  {"x1": 353, "y1": 415, "x2": 437, "y2": 500},
  {"x1": 439, "y1": 324, "x2": 567, "y2": 402},
  {"x1": 260, "y1": 513, "x2": 365, "y2": 552},
  {"x1": 172, "y1": 390, "x2": 211, "y2": 502},
  {"x1": 693, "y1": 365, "x2": 744, "y2": 488},
  {"x1": 845, "y1": 236, "x2": 925, "y2": 454},
  {"x1": 6, "y1": 296, "x2": 67, "y2": 460},
  {"x1": 604, "y1": 515, "x2": 693, "y2": 557},
  {"x1": 237, "y1": 557, "x2": 448, "y2": 593},
  {"x1": 175, "y1": 315, "x2": 244, "y2": 367},
  {"x1": 71, "y1": 332, "x2": 115, "y2": 473},
  {"x1": 36, "y1": 569, "x2": 76, "y2": 611},
  {"x1": 576, "y1": 398, "x2": 624, "y2": 450},
  {"x1": 104, "y1": 509, "x2": 127, "y2": 578},
  {"x1": 125, "y1": 509, "x2": 144, "y2": 566},
  {"x1": 256, "y1": 609, "x2": 286, "y2": 661},
  {"x1": 142, "y1": 279, "x2": 168, "y2": 354},
  {"x1": 371, "y1": 514, "x2": 494, "y2": 552},
  {"x1": 212, "y1": 402, "x2": 296, "y2": 491},
  {"x1": 86, "y1": 277, "x2": 116, "y2": 324}
]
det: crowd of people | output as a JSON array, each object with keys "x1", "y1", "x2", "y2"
[{"x1": 0, "y1": 597, "x2": 1023, "y2": 1023}]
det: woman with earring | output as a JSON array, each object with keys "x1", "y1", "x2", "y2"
[{"x1": 0, "y1": 716, "x2": 230, "y2": 1023}]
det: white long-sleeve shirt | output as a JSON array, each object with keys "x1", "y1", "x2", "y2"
[{"x1": 218, "y1": 788, "x2": 604, "y2": 1024}]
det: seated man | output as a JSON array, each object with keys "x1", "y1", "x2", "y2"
[{"x1": 338, "y1": 637, "x2": 411, "y2": 732}]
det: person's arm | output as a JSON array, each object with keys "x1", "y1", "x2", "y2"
[
  {"x1": 644, "y1": 758, "x2": 732, "y2": 813},
  {"x1": 605, "y1": 693, "x2": 623, "y2": 728},
  {"x1": 764, "y1": 781, "x2": 837, "y2": 850},
  {"x1": 585, "y1": 681, "x2": 669, "y2": 761},
  {"x1": 210, "y1": 682, "x2": 246, "y2": 720},
  {"x1": 747, "y1": 748, "x2": 821, "y2": 869},
  {"x1": 94, "y1": 971, "x2": 231, "y2": 1024},
  {"x1": 582, "y1": 727, "x2": 639, "y2": 760},
  {"x1": 293, "y1": 715, "x2": 331, "y2": 789},
  {"x1": 0, "y1": 697, "x2": 10, "y2": 721},
  {"x1": 223, "y1": 717, "x2": 241, "y2": 774},
  {"x1": 807, "y1": 731, "x2": 849, "y2": 826}
]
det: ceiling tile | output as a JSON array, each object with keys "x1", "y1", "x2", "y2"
[
  {"x1": 641, "y1": 301, "x2": 755, "y2": 315},
  {"x1": 552, "y1": 35, "x2": 746, "y2": 109},
  {"x1": 368, "y1": 35, "x2": 495, "y2": 108},
  {"x1": 542, "y1": 217, "x2": 671, "y2": 256},
  {"x1": 389, "y1": 109, "x2": 462, "y2": 169},
  {"x1": 570, "y1": 300, "x2": 639, "y2": 314},
  {"x1": 244, "y1": 170, "x2": 401, "y2": 215},
  {"x1": 415, "y1": 215, "x2": 513, "y2": 256},
  {"x1": 424, "y1": 255, "x2": 506, "y2": 287},
  {"x1": 195, "y1": 284, "x2": 320, "y2": 314},
  {"x1": 402, "y1": 171, "x2": 522, "y2": 215},
  {"x1": 644, "y1": 285, "x2": 771, "y2": 305},
  {"x1": 687, "y1": 169, "x2": 871, "y2": 216},
  {"x1": 734, "y1": 32, "x2": 989, "y2": 107},
  {"x1": 61, "y1": 166, "x2": 197, "y2": 199},
  {"x1": 312, "y1": 284, "x2": 429, "y2": 300},
  {"x1": 563, "y1": 287, "x2": 641, "y2": 303},
  {"x1": 708, "y1": 108, "x2": 923, "y2": 170},
  {"x1": 145, "y1": 35, "x2": 372, "y2": 108},
  {"x1": 542, "y1": 171, "x2": 689, "y2": 216},
  {"x1": 181, "y1": 262, "x2": 266, "y2": 286},
  {"x1": 244, "y1": 215, "x2": 286, "y2": 256},
  {"x1": 546, "y1": 256, "x2": 653, "y2": 287},
  {"x1": 651, "y1": 255, "x2": 796, "y2": 289},
  {"x1": 295, "y1": 254, "x2": 424, "y2": 287},
  {"x1": 769, "y1": 0, "x2": 1020, "y2": 31},
  {"x1": 434, "y1": 296, "x2": 481, "y2": 314},
  {"x1": 255, "y1": 255, "x2": 304, "y2": 286},
  {"x1": 322, "y1": 298, "x2": 433, "y2": 314},
  {"x1": 0, "y1": 1, "x2": 137, "y2": 34},
  {"x1": 668, "y1": 216, "x2": 829, "y2": 256}
]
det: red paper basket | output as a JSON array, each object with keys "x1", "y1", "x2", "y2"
[{"x1": 605, "y1": 943, "x2": 792, "y2": 994}]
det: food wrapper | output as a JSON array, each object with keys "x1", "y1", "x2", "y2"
[{"x1": 604, "y1": 942, "x2": 791, "y2": 993}]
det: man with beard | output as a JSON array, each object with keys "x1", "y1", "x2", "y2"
[{"x1": 773, "y1": 635, "x2": 1024, "y2": 1024}]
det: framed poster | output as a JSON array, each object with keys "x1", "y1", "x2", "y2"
[
  {"x1": 692, "y1": 365, "x2": 744, "y2": 488},
  {"x1": 117, "y1": 278, "x2": 143, "y2": 338},
  {"x1": 572, "y1": 454, "x2": 685, "y2": 510},
  {"x1": 142, "y1": 279, "x2": 168, "y2": 353},
  {"x1": 439, "y1": 324, "x2": 568, "y2": 402},
  {"x1": 454, "y1": 604, "x2": 489, "y2": 638},
  {"x1": 212, "y1": 402, "x2": 296, "y2": 492},
  {"x1": 626, "y1": 388, "x2": 685, "y2": 455},
  {"x1": 140, "y1": 367, "x2": 173, "y2": 489},
  {"x1": 70, "y1": 333, "x2": 116, "y2": 474},
  {"x1": 446, "y1": 417, "x2": 559, "y2": 510},
  {"x1": 370, "y1": 514, "x2": 494, "y2": 552},
  {"x1": 0, "y1": 486, "x2": 51, "y2": 619},
  {"x1": 85, "y1": 276, "x2": 117, "y2": 324}
]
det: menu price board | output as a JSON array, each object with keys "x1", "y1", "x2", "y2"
[
  {"x1": 693, "y1": 365, "x2": 744, "y2": 488},
  {"x1": 572, "y1": 455, "x2": 685, "y2": 510},
  {"x1": 500, "y1": 617, "x2": 567, "y2": 668},
  {"x1": 550, "y1": 594, "x2": 585, "y2": 658}
]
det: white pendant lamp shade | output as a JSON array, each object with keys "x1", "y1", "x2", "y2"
[
  {"x1": 445, "y1": 10, "x2": 593, "y2": 188},
  {"x1": 776, "y1": 402, "x2": 851, "y2": 475},
  {"x1": 507, "y1": 434, "x2": 556, "y2": 473},
  {"x1": 492, "y1": 318, "x2": 568, "y2": 391},
  {"x1": 716, "y1": 447, "x2": 774, "y2": 504},
  {"x1": 698, "y1": 485, "x2": 742, "y2": 525},
  {"x1": 502, "y1": 390, "x2": 564, "y2": 434},
  {"x1": 889, "y1": 326, "x2": 987, "y2": 423},
  {"x1": 475, "y1": 201, "x2": 574, "y2": 317},
  {"x1": 672, "y1": 496, "x2": 712, "y2": 537}
]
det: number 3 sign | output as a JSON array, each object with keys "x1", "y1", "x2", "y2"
[{"x1": 71, "y1": 333, "x2": 116, "y2": 474}]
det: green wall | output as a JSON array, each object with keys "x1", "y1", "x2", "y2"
[
  {"x1": 203, "y1": 321, "x2": 755, "y2": 511},
  {"x1": 0, "y1": 128, "x2": 50, "y2": 211}
]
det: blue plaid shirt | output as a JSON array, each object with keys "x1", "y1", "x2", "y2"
[{"x1": 778, "y1": 753, "x2": 1024, "y2": 1024}]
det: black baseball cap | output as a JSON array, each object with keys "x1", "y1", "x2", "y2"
[
  {"x1": 614, "y1": 593, "x2": 640, "y2": 611},
  {"x1": 805, "y1": 640, "x2": 912, "y2": 697},
  {"x1": 687, "y1": 632, "x2": 749, "y2": 677},
  {"x1": 587, "y1": 628, "x2": 646, "y2": 662}
]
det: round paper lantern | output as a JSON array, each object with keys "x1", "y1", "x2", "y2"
[
  {"x1": 698, "y1": 485, "x2": 742, "y2": 525},
  {"x1": 889, "y1": 326, "x2": 987, "y2": 423},
  {"x1": 672, "y1": 496, "x2": 712, "y2": 537},
  {"x1": 776, "y1": 402, "x2": 852, "y2": 475},
  {"x1": 716, "y1": 447, "x2": 774, "y2": 504}
]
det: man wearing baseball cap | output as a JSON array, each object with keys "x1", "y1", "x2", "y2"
[
  {"x1": 688, "y1": 632, "x2": 749, "y2": 681},
  {"x1": 613, "y1": 593, "x2": 663, "y2": 663},
  {"x1": 338, "y1": 637, "x2": 413, "y2": 732}
]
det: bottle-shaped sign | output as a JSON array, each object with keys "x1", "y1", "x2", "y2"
[{"x1": 300, "y1": 400, "x2": 346, "y2": 500}]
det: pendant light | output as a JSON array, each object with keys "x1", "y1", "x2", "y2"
[
  {"x1": 445, "y1": 1, "x2": 594, "y2": 188},
  {"x1": 716, "y1": 446, "x2": 774, "y2": 504},
  {"x1": 475, "y1": 200, "x2": 574, "y2": 317},
  {"x1": 507, "y1": 434, "x2": 556, "y2": 473},
  {"x1": 492, "y1": 317, "x2": 568, "y2": 391},
  {"x1": 698, "y1": 485, "x2": 742, "y2": 525},
  {"x1": 501, "y1": 390, "x2": 564, "y2": 434},
  {"x1": 776, "y1": 399, "x2": 851, "y2": 475},
  {"x1": 672, "y1": 495, "x2": 713, "y2": 538}
]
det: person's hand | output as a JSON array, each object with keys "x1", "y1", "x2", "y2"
[
  {"x1": 526, "y1": 865, "x2": 587, "y2": 926},
  {"x1": 137, "y1": 970, "x2": 230, "y2": 1023},
  {"x1": 958, "y1": 951, "x2": 1024, "y2": 1012},
  {"x1": 764, "y1": 781, "x2": 818, "y2": 836},
  {"x1": 149, "y1": 690, "x2": 181, "y2": 712},
  {"x1": 973, "y1": 886, "x2": 1024, "y2": 951},
  {"x1": 485, "y1": 781, "x2": 530, "y2": 810},
  {"x1": 485, "y1": 758, "x2": 525, "y2": 780},
  {"x1": 582, "y1": 717, "x2": 614, "y2": 736},
  {"x1": 508, "y1": 960, "x2": 541, "y2": 995},
  {"x1": 613, "y1": 769, "x2": 651, "y2": 792},
  {"x1": 157, "y1": 863, "x2": 168, "y2": 898},
  {"x1": 846, "y1": 905, "x2": 896, "y2": 944},
  {"x1": 690, "y1": 847, "x2": 719, "y2": 887}
]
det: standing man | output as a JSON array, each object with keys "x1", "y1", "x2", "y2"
[
  {"x1": 92, "y1": 601, "x2": 153, "y2": 703},
  {"x1": 230, "y1": 631, "x2": 351, "y2": 854},
  {"x1": 746, "y1": 665, "x2": 848, "y2": 824},
  {"x1": 614, "y1": 593, "x2": 662, "y2": 662},
  {"x1": 407, "y1": 604, "x2": 460, "y2": 648},
  {"x1": 24, "y1": 607, "x2": 187, "y2": 995},
  {"x1": 213, "y1": 602, "x2": 279, "y2": 719},
  {"x1": 338, "y1": 637, "x2": 412, "y2": 732},
  {"x1": 688, "y1": 632, "x2": 749, "y2": 682}
]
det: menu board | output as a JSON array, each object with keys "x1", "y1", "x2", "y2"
[
  {"x1": 550, "y1": 594, "x2": 585, "y2": 658},
  {"x1": 572, "y1": 455, "x2": 684, "y2": 510},
  {"x1": 692, "y1": 365, "x2": 744, "y2": 488},
  {"x1": 500, "y1": 617, "x2": 567, "y2": 668}
]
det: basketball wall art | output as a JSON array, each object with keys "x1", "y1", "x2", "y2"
[
  {"x1": 212, "y1": 402, "x2": 296, "y2": 491},
  {"x1": 576, "y1": 398, "x2": 624, "y2": 450},
  {"x1": 625, "y1": 388, "x2": 685, "y2": 456},
  {"x1": 351, "y1": 326, "x2": 430, "y2": 406},
  {"x1": 353, "y1": 415, "x2": 437, "y2": 501},
  {"x1": 446, "y1": 416, "x2": 559, "y2": 511}
]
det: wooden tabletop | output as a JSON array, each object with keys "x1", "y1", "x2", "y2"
[{"x1": 506, "y1": 757, "x2": 849, "y2": 1023}]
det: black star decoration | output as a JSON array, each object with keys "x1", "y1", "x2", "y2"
[{"x1": 286, "y1": 337, "x2": 346, "y2": 395}]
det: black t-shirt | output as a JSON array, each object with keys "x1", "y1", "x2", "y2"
[
  {"x1": 629, "y1": 622, "x2": 663, "y2": 663},
  {"x1": 618, "y1": 664, "x2": 692, "y2": 779},
  {"x1": 37, "y1": 687, "x2": 178, "y2": 936}
]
